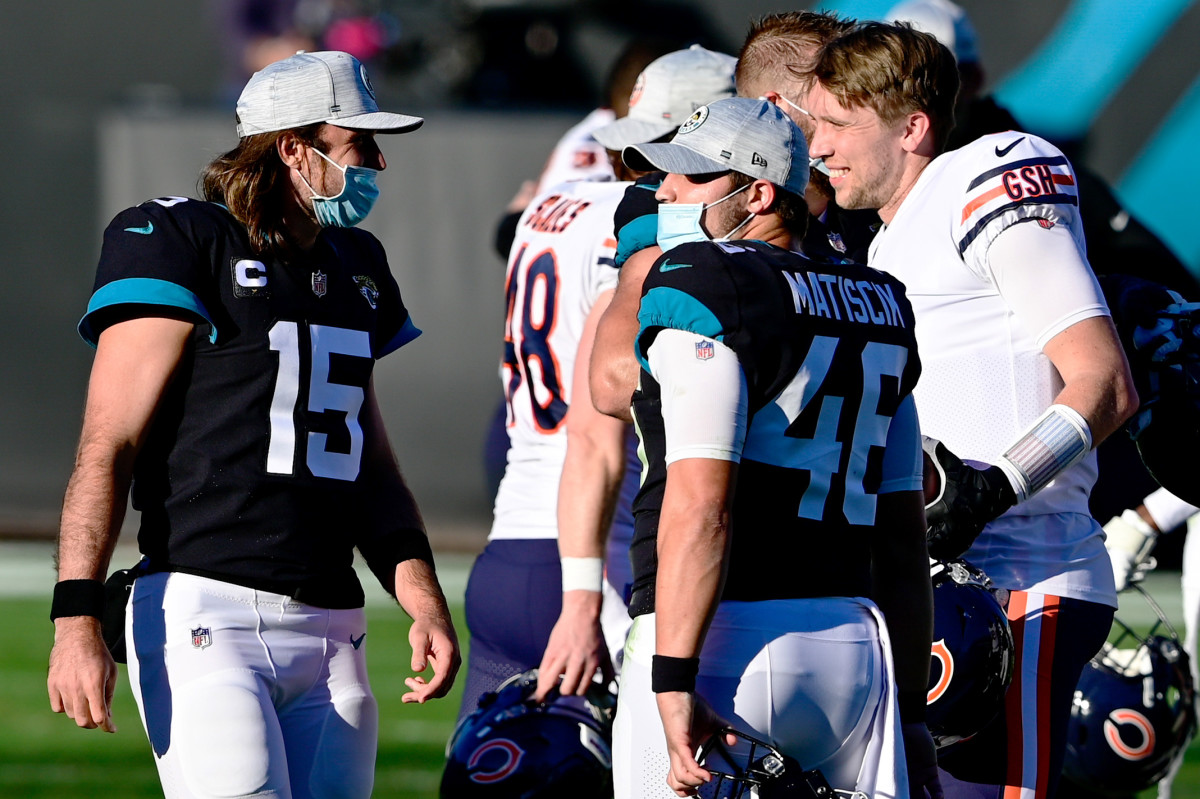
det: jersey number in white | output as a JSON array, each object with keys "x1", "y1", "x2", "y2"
[
  {"x1": 743, "y1": 337, "x2": 907, "y2": 523},
  {"x1": 267, "y1": 321, "x2": 371, "y2": 481}
]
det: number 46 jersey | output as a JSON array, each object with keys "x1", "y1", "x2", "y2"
[
  {"x1": 79, "y1": 197, "x2": 420, "y2": 591},
  {"x1": 629, "y1": 240, "x2": 923, "y2": 611}
]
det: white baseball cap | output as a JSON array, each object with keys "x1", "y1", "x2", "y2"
[
  {"x1": 235, "y1": 50, "x2": 423, "y2": 137},
  {"x1": 623, "y1": 97, "x2": 809, "y2": 197},
  {"x1": 885, "y1": 0, "x2": 980, "y2": 64},
  {"x1": 591, "y1": 45, "x2": 737, "y2": 151}
]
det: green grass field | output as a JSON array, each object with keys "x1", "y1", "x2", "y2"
[{"x1": 3, "y1": 546, "x2": 1199, "y2": 798}]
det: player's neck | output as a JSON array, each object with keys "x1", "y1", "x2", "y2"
[{"x1": 878, "y1": 156, "x2": 933, "y2": 225}]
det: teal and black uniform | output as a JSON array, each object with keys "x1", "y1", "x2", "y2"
[{"x1": 83, "y1": 196, "x2": 430, "y2": 607}]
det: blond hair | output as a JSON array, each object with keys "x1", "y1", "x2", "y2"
[
  {"x1": 814, "y1": 22, "x2": 959, "y2": 151},
  {"x1": 736, "y1": 11, "x2": 855, "y2": 99}
]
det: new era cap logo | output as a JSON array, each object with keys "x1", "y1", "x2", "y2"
[{"x1": 752, "y1": 153, "x2": 768, "y2": 167}]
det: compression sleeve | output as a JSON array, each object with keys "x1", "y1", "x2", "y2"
[
  {"x1": 987, "y1": 218, "x2": 1109, "y2": 349},
  {"x1": 646, "y1": 328, "x2": 747, "y2": 465}
]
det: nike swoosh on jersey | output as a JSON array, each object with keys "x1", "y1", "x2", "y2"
[
  {"x1": 124, "y1": 222, "x2": 154, "y2": 235},
  {"x1": 994, "y1": 137, "x2": 1026, "y2": 157},
  {"x1": 350, "y1": 633, "x2": 366, "y2": 649},
  {"x1": 659, "y1": 260, "x2": 692, "y2": 272}
]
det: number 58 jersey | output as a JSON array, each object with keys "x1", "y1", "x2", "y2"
[{"x1": 80, "y1": 197, "x2": 419, "y2": 589}]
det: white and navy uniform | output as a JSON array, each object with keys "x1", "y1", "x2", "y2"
[
  {"x1": 613, "y1": 239, "x2": 923, "y2": 799},
  {"x1": 868, "y1": 133, "x2": 1118, "y2": 799},
  {"x1": 458, "y1": 180, "x2": 641, "y2": 718},
  {"x1": 83, "y1": 196, "x2": 431, "y2": 799},
  {"x1": 535, "y1": 107, "x2": 617, "y2": 193}
]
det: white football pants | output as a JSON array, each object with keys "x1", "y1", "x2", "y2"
[
  {"x1": 126, "y1": 572, "x2": 378, "y2": 799},
  {"x1": 613, "y1": 597, "x2": 907, "y2": 799}
]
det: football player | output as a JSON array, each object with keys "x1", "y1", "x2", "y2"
[
  {"x1": 807, "y1": 23, "x2": 1138, "y2": 799},
  {"x1": 46, "y1": 51, "x2": 460, "y2": 799},
  {"x1": 454, "y1": 46, "x2": 739, "y2": 729},
  {"x1": 611, "y1": 96, "x2": 937, "y2": 799}
]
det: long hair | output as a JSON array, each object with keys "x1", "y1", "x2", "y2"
[
  {"x1": 198, "y1": 123, "x2": 324, "y2": 257},
  {"x1": 814, "y1": 22, "x2": 960, "y2": 152}
]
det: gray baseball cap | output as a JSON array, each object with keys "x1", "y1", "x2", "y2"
[
  {"x1": 591, "y1": 45, "x2": 737, "y2": 151},
  {"x1": 235, "y1": 50, "x2": 423, "y2": 137},
  {"x1": 623, "y1": 97, "x2": 809, "y2": 197}
]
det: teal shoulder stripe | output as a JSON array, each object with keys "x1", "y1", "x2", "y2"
[
  {"x1": 78, "y1": 277, "x2": 215, "y2": 347},
  {"x1": 636, "y1": 286, "x2": 724, "y2": 371},
  {"x1": 379, "y1": 316, "x2": 422, "y2": 357},
  {"x1": 615, "y1": 214, "x2": 659, "y2": 268}
]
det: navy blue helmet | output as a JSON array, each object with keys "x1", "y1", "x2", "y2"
[
  {"x1": 1063, "y1": 585, "x2": 1197, "y2": 796},
  {"x1": 440, "y1": 669, "x2": 615, "y2": 798},
  {"x1": 927, "y1": 559, "x2": 1016, "y2": 749},
  {"x1": 696, "y1": 727, "x2": 837, "y2": 799}
]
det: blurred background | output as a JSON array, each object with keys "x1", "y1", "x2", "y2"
[{"x1": 1, "y1": 0, "x2": 1198, "y2": 549}]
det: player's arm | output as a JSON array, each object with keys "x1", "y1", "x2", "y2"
[
  {"x1": 535, "y1": 288, "x2": 626, "y2": 700},
  {"x1": 925, "y1": 221, "x2": 1138, "y2": 559},
  {"x1": 590, "y1": 245, "x2": 660, "y2": 421},
  {"x1": 647, "y1": 329, "x2": 746, "y2": 795},
  {"x1": 49, "y1": 316, "x2": 193, "y2": 732},
  {"x1": 870, "y1": 395, "x2": 941, "y2": 799},
  {"x1": 358, "y1": 381, "x2": 460, "y2": 703}
]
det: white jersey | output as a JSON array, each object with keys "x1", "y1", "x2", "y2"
[
  {"x1": 869, "y1": 132, "x2": 1115, "y2": 604},
  {"x1": 535, "y1": 108, "x2": 617, "y2": 194},
  {"x1": 492, "y1": 180, "x2": 639, "y2": 541}
]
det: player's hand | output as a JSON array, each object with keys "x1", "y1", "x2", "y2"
[
  {"x1": 47, "y1": 616, "x2": 118, "y2": 733},
  {"x1": 901, "y1": 722, "x2": 943, "y2": 799},
  {"x1": 403, "y1": 605, "x2": 461, "y2": 703},
  {"x1": 656, "y1": 691, "x2": 731, "y2": 797},
  {"x1": 922, "y1": 437, "x2": 1017, "y2": 560},
  {"x1": 534, "y1": 589, "x2": 614, "y2": 701},
  {"x1": 1104, "y1": 509, "x2": 1159, "y2": 591}
]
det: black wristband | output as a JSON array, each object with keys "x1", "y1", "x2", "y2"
[
  {"x1": 898, "y1": 688, "x2": 928, "y2": 723},
  {"x1": 50, "y1": 579, "x2": 106, "y2": 621},
  {"x1": 651, "y1": 655, "x2": 700, "y2": 694}
]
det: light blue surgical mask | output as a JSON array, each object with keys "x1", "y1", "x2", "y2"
[
  {"x1": 656, "y1": 183, "x2": 752, "y2": 252},
  {"x1": 301, "y1": 147, "x2": 380, "y2": 228}
]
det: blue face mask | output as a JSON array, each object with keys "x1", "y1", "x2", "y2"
[
  {"x1": 656, "y1": 183, "x2": 752, "y2": 252},
  {"x1": 302, "y1": 147, "x2": 380, "y2": 228}
]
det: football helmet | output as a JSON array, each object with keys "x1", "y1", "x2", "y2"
[
  {"x1": 1063, "y1": 584, "x2": 1197, "y2": 796},
  {"x1": 695, "y1": 728, "x2": 851, "y2": 799},
  {"x1": 1100, "y1": 273, "x2": 1200, "y2": 505},
  {"x1": 926, "y1": 559, "x2": 1015, "y2": 749},
  {"x1": 439, "y1": 669, "x2": 615, "y2": 798}
]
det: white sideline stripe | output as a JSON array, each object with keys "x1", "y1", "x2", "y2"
[{"x1": 0, "y1": 542, "x2": 476, "y2": 606}]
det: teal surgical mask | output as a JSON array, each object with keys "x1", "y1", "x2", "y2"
[
  {"x1": 656, "y1": 183, "x2": 752, "y2": 251},
  {"x1": 301, "y1": 147, "x2": 380, "y2": 228}
]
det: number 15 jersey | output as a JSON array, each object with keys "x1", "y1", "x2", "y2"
[{"x1": 80, "y1": 197, "x2": 420, "y2": 595}]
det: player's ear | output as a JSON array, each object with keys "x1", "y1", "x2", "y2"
[
  {"x1": 276, "y1": 130, "x2": 306, "y2": 170},
  {"x1": 747, "y1": 179, "x2": 777, "y2": 215},
  {"x1": 899, "y1": 111, "x2": 934, "y2": 155}
]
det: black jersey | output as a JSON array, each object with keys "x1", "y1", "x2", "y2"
[
  {"x1": 81, "y1": 197, "x2": 424, "y2": 605},
  {"x1": 627, "y1": 239, "x2": 921, "y2": 615}
]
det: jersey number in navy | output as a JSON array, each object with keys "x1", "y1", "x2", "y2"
[
  {"x1": 267, "y1": 321, "x2": 370, "y2": 481},
  {"x1": 502, "y1": 244, "x2": 567, "y2": 432}
]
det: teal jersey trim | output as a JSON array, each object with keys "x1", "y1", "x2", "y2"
[
  {"x1": 78, "y1": 277, "x2": 215, "y2": 347},
  {"x1": 615, "y1": 213, "x2": 659, "y2": 268},
  {"x1": 636, "y1": 285, "x2": 725, "y2": 372},
  {"x1": 379, "y1": 316, "x2": 423, "y2": 357}
]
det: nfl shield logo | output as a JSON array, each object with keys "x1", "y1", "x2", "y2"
[
  {"x1": 191, "y1": 626, "x2": 212, "y2": 649},
  {"x1": 695, "y1": 340, "x2": 714, "y2": 360},
  {"x1": 312, "y1": 270, "x2": 327, "y2": 297}
]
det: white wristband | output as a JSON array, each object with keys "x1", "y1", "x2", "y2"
[
  {"x1": 997, "y1": 404, "x2": 1092, "y2": 503},
  {"x1": 560, "y1": 557, "x2": 604, "y2": 593}
]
